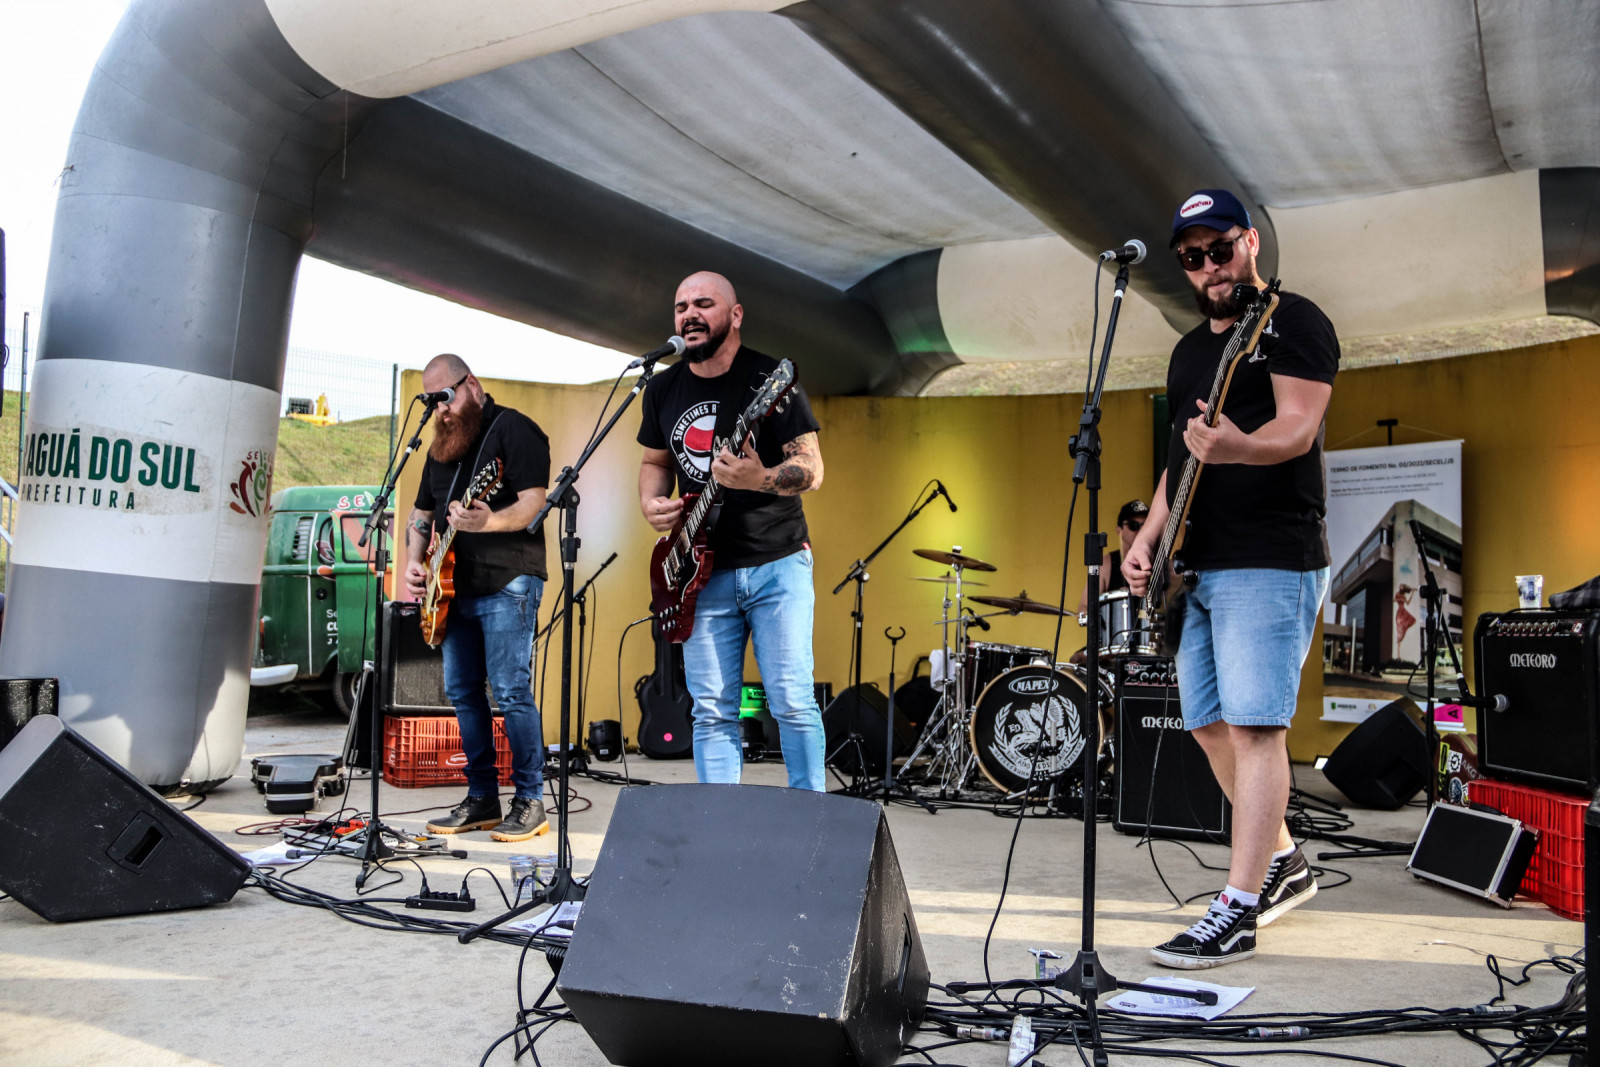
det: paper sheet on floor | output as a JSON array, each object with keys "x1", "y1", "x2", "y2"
[
  {"x1": 504, "y1": 900, "x2": 582, "y2": 938},
  {"x1": 1104, "y1": 977, "x2": 1253, "y2": 1021},
  {"x1": 242, "y1": 840, "x2": 305, "y2": 866}
]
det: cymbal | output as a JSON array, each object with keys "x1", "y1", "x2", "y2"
[
  {"x1": 969, "y1": 591, "x2": 1068, "y2": 617},
  {"x1": 911, "y1": 575, "x2": 989, "y2": 587},
  {"x1": 913, "y1": 548, "x2": 997, "y2": 572}
]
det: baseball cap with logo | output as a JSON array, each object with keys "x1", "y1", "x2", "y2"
[{"x1": 1169, "y1": 188, "x2": 1252, "y2": 246}]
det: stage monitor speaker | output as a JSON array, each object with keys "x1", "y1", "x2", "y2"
[
  {"x1": 1475, "y1": 610, "x2": 1600, "y2": 793},
  {"x1": 559, "y1": 785, "x2": 928, "y2": 1067},
  {"x1": 1406, "y1": 802, "x2": 1538, "y2": 907},
  {"x1": 823, "y1": 682, "x2": 913, "y2": 777},
  {"x1": 1320, "y1": 698, "x2": 1428, "y2": 810},
  {"x1": 1, "y1": 677, "x2": 58, "y2": 751},
  {"x1": 1112, "y1": 656, "x2": 1231, "y2": 842},
  {"x1": 0, "y1": 716, "x2": 251, "y2": 921}
]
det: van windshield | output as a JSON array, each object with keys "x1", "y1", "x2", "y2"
[{"x1": 340, "y1": 513, "x2": 393, "y2": 566}]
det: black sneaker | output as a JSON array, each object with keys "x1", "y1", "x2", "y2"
[
  {"x1": 1150, "y1": 893, "x2": 1257, "y2": 969},
  {"x1": 490, "y1": 797, "x2": 550, "y2": 842},
  {"x1": 1257, "y1": 846, "x2": 1317, "y2": 927},
  {"x1": 425, "y1": 794, "x2": 502, "y2": 834}
]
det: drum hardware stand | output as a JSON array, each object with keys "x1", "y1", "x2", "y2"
[
  {"x1": 828, "y1": 486, "x2": 947, "y2": 798},
  {"x1": 874, "y1": 626, "x2": 937, "y2": 812},
  {"x1": 343, "y1": 399, "x2": 457, "y2": 886},
  {"x1": 898, "y1": 575, "x2": 978, "y2": 799},
  {"x1": 463, "y1": 357, "x2": 666, "y2": 944}
]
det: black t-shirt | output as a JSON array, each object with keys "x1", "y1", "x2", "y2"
[
  {"x1": 1163, "y1": 291, "x2": 1339, "y2": 572},
  {"x1": 637, "y1": 346, "x2": 821, "y2": 569},
  {"x1": 415, "y1": 397, "x2": 551, "y2": 596}
]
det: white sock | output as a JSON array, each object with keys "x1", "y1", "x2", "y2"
[
  {"x1": 1272, "y1": 843, "x2": 1297, "y2": 860},
  {"x1": 1222, "y1": 885, "x2": 1259, "y2": 908}
]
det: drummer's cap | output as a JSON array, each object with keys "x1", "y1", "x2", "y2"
[
  {"x1": 1170, "y1": 188, "x2": 1251, "y2": 246},
  {"x1": 1118, "y1": 500, "x2": 1150, "y2": 527}
]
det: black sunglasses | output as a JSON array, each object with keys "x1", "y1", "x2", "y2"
[{"x1": 1176, "y1": 234, "x2": 1243, "y2": 272}]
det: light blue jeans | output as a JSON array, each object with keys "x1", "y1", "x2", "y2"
[
  {"x1": 442, "y1": 573, "x2": 544, "y2": 800},
  {"x1": 1176, "y1": 567, "x2": 1329, "y2": 731},
  {"x1": 680, "y1": 547, "x2": 827, "y2": 790}
]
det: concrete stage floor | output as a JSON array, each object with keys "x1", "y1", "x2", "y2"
[{"x1": 0, "y1": 707, "x2": 1583, "y2": 1066}]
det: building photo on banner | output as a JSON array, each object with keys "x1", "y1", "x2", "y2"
[{"x1": 1320, "y1": 439, "x2": 1463, "y2": 723}]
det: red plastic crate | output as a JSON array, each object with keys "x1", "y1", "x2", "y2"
[
  {"x1": 1467, "y1": 777, "x2": 1585, "y2": 920},
  {"x1": 383, "y1": 715, "x2": 513, "y2": 789}
]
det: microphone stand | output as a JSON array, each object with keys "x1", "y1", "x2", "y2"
[
  {"x1": 826, "y1": 486, "x2": 944, "y2": 812},
  {"x1": 460, "y1": 360, "x2": 661, "y2": 943},
  {"x1": 344, "y1": 399, "x2": 456, "y2": 885}
]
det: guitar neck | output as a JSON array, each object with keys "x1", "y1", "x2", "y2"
[{"x1": 677, "y1": 413, "x2": 754, "y2": 543}]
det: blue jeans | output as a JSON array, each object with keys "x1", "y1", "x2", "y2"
[
  {"x1": 681, "y1": 548, "x2": 827, "y2": 790},
  {"x1": 1176, "y1": 567, "x2": 1329, "y2": 730},
  {"x1": 441, "y1": 573, "x2": 544, "y2": 799}
]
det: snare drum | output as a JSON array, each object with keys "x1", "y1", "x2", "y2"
[
  {"x1": 964, "y1": 642, "x2": 1048, "y2": 707},
  {"x1": 969, "y1": 664, "x2": 1113, "y2": 798},
  {"x1": 1098, "y1": 590, "x2": 1155, "y2": 655}
]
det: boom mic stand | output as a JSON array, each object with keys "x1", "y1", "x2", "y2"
[
  {"x1": 461, "y1": 358, "x2": 661, "y2": 943},
  {"x1": 344, "y1": 399, "x2": 457, "y2": 886},
  {"x1": 827, "y1": 485, "x2": 945, "y2": 810}
]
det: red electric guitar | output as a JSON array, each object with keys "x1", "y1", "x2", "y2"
[{"x1": 649, "y1": 360, "x2": 797, "y2": 642}]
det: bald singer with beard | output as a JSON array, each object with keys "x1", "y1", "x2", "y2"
[{"x1": 402, "y1": 354, "x2": 554, "y2": 843}]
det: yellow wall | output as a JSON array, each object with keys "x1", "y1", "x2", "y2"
[{"x1": 402, "y1": 332, "x2": 1600, "y2": 761}]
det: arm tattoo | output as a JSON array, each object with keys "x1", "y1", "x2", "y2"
[
  {"x1": 410, "y1": 517, "x2": 431, "y2": 535},
  {"x1": 759, "y1": 434, "x2": 820, "y2": 495}
]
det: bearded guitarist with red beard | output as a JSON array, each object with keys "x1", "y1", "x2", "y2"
[
  {"x1": 402, "y1": 354, "x2": 554, "y2": 842},
  {"x1": 637, "y1": 272, "x2": 828, "y2": 791}
]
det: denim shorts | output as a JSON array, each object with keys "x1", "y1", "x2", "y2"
[{"x1": 1175, "y1": 567, "x2": 1329, "y2": 730}]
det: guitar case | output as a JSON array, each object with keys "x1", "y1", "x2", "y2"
[{"x1": 636, "y1": 621, "x2": 694, "y2": 759}]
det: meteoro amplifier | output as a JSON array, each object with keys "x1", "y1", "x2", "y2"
[
  {"x1": 1475, "y1": 610, "x2": 1600, "y2": 794},
  {"x1": 1112, "y1": 655, "x2": 1231, "y2": 842}
]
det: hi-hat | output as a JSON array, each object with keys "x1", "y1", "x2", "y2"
[
  {"x1": 911, "y1": 575, "x2": 989, "y2": 587},
  {"x1": 969, "y1": 591, "x2": 1068, "y2": 617},
  {"x1": 912, "y1": 548, "x2": 997, "y2": 572}
]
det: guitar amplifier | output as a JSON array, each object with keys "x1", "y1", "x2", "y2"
[
  {"x1": 380, "y1": 601, "x2": 498, "y2": 716},
  {"x1": 1112, "y1": 655, "x2": 1231, "y2": 842},
  {"x1": 1475, "y1": 610, "x2": 1600, "y2": 794}
]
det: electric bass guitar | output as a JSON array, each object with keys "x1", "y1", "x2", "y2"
[
  {"x1": 1142, "y1": 280, "x2": 1282, "y2": 654},
  {"x1": 649, "y1": 360, "x2": 797, "y2": 642},
  {"x1": 419, "y1": 457, "x2": 504, "y2": 647}
]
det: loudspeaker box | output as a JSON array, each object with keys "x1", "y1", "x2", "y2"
[
  {"x1": 1321, "y1": 698, "x2": 1428, "y2": 810},
  {"x1": 0, "y1": 716, "x2": 250, "y2": 921},
  {"x1": 558, "y1": 784, "x2": 928, "y2": 1067},
  {"x1": 823, "y1": 682, "x2": 914, "y2": 777}
]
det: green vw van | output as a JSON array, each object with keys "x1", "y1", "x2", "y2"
[{"x1": 251, "y1": 485, "x2": 392, "y2": 715}]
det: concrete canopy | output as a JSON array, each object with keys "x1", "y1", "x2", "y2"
[{"x1": 8, "y1": 0, "x2": 1600, "y2": 788}]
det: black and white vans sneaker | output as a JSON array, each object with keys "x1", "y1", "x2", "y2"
[
  {"x1": 1257, "y1": 846, "x2": 1318, "y2": 927},
  {"x1": 1150, "y1": 893, "x2": 1257, "y2": 969}
]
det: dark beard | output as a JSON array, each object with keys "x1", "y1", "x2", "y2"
[
  {"x1": 681, "y1": 320, "x2": 730, "y2": 363},
  {"x1": 429, "y1": 397, "x2": 483, "y2": 462},
  {"x1": 1195, "y1": 282, "x2": 1251, "y2": 320}
]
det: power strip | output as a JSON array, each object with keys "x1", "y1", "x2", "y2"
[{"x1": 406, "y1": 889, "x2": 476, "y2": 912}]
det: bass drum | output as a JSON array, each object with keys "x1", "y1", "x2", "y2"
[{"x1": 969, "y1": 664, "x2": 1112, "y2": 798}]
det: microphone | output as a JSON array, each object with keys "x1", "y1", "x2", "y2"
[
  {"x1": 1098, "y1": 239, "x2": 1147, "y2": 265},
  {"x1": 934, "y1": 480, "x2": 958, "y2": 513},
  {"x1": 418, "y1": 386, "x2": 455, "y2": 407},
  {"x1": 1453, "y1": 678, "x2": 1509, "y2": 713},
  {"x1": 965, "y1": 608, "x2": 990, "y2": 632},
  {"x1": 627, "y1": 336, "x2": 687, "y2": 370}
]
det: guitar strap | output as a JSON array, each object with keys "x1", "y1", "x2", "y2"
[{"x1": 702, "y1": 347, "x2": 763, "y2": 535}]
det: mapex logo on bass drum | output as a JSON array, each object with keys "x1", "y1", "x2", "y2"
[
  {"x1": 1009, "y1": 675, "x2": 1055, "y2": 695},
  {"x1": 1507, "y1": 653, "x2": 1558, "y2": 669}
]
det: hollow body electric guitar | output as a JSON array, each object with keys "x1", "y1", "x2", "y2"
[
  {"x1": 649, "y1": 360, "x2": 797, "y2": 642},
  {"x1": 1142, "y1": 280, "x2": 1282, "y2": 655},
  {"x1": 419, "y1": 458, "x2": 504, "y2": 647}
]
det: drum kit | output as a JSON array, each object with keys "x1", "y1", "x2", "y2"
[{"x1": 896, "y1": 546, "x2": 1157, "y2": 808}]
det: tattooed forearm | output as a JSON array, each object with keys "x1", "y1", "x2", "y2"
[
  {"x1": 764, "y1": 463, "x2": 814, "y2": 493},
  {"x1": 759, "y1": 433, "x2": 823, "y2": 495}
]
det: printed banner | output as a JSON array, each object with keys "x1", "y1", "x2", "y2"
[
  {"x1": 12, "y1": 359, "x2": 281, "y2": 585},
  {"x1": 1320, "y1": 440, "x2": 1464, "y2": 722}
]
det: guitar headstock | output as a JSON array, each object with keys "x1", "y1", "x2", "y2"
[
  {"x1": 743, "y1": 360, "x2": 797, "y2": 426},
  {"x1": 465, "y1": 458, "x2": 504, "y2": 505}
]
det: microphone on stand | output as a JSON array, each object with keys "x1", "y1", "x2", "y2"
[
  {"x1": 1452, "y1": 678, "x2": 1509, "y2": 713},
  {"x1": 934, "y1": 480, "x2": 958, "y2": 513},
  {"x1": 1098, "y1": 239, "x2": 1147, "y2": 265},
  {"x1": 627, "y1": 336, "x2": 687, "y2": 371},
  {"x1": 965, "y1": 608, "x2": 990, "y2": 632},
  {"x1": 418, "y1": 386, "x2": 456, "y2": 407}
]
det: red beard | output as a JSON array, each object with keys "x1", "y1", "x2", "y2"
[{"x1": 429, "y1": 396, "x2": 483, "y2": 462}]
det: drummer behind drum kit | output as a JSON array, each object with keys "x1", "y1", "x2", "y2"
[{"x1": 892, "y1": 546, "x2": 1163, "y2": 812}]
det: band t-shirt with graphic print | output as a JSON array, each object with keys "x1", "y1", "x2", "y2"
[
  {"x1": 638, "y1": 346, "x2": 820, "y2": 570},
  {"x1": 1163, "y1": 290, "x2": 1339, "y2": 572}
]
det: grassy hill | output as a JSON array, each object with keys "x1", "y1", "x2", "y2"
[{"x1": 0, "y1": 394, "x2": 395, "y2": 588}]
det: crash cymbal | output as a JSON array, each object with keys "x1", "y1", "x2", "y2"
[
  {"x1": 912, "y1": 547, "x2": 997, "y2": 572},
  {"x1": 969, "y1": 591, "x2": 1068, "y2": 617},
  {"x1": 911, "y1": 575, "x2": 989, "y2": 587}
]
